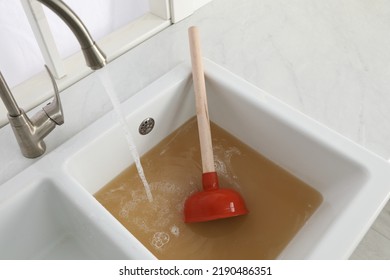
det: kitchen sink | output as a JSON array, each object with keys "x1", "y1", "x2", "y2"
[
  {"x1": 63, "y1": 59, "x2": 390, "y2": 259},
  {"x1": 1, "y1": 59, "x2": 389, "y2": 259}
]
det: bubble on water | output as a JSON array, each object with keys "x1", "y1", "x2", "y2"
[
  {"x1": 214, "y1": 159, "x2": 227, "y2": 175},
  {"x1": 225, "y1": 146, "x2": 241, "y2": 158},
  {"x1": 130, "y1": 189, "x2": 147, "y2": 203},
  {"x1": 212, "y1": 145, "x2": 243, "y2": 189},
  {"x1": 118, "y1": 190, "x2": 146, "y2": 219},
  {"x1": 151, "y1": 232, "x2": 170, "y2": 249},
  {"x1": 170, "y1": 225, "x2": 180, "y2": 237}
]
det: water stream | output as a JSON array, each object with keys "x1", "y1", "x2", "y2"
[{"x1": 96, "y1": 68, "x2": 153, "y2": 202}]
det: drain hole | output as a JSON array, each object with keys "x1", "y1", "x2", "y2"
[{"x1": 139, "y1": 117, "x2": 155, "y2": 135}]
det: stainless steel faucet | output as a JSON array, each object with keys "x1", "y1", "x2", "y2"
[
  {"x1": 0, "y1": 0, "x2": 106, "y2": 158},
  {"x1": 37, "y1": 0, "x2": 106, "y2": 70}
]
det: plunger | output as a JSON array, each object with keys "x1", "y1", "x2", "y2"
[{"x1": 184, "y1": 26, "x2": 249, "y2": 223}]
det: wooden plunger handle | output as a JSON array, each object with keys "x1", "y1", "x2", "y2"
[{"x1": 188, "y1": 26, "x2": 215, "y2": 173}]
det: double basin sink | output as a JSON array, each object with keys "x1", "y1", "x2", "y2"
[{"x1": 1, "y1": 59, "x2": 390, "y2": 259}]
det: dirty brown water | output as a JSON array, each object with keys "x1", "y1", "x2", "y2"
[{"x1": 94, "y1": 117, "x2": 323, "y2": 259}]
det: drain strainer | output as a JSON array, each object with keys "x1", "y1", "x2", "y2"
[{"x1": 139, "y1": 117, "x2": 155, "y2": 135}]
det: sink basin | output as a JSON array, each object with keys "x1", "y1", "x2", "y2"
[
  {"x1": 0, "y1": 176, "x2": 141, "y2": 259},
  {"x1": 63, "y1": 59, "x2": 390, "y2": 259}
]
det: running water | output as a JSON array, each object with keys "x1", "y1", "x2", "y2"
[{"x1": 96, "y1": 69, "x2": 153, "y2": 202}]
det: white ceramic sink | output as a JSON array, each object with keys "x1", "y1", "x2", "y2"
[
  {"x1": 1, "y1": 59, "x2": 390, "y2": 259},
  {"x1": 0, "y1": 177, "x2": 135, "y2": 259},
  {"x1": 0, "y1": 167, "x2": 154, "y2": 260},
  {"x1": 64, "y1": 59, "x2": 390, "y2": 259}
]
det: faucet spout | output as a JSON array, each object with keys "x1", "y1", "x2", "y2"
[{"x1": 36, "y1": 0, "x2": 106, "y2": 69}]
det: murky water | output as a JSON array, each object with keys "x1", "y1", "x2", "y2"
[{"x1": 94, "y1": 117, "x2": 323, "y2": 259}]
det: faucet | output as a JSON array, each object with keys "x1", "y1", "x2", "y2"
[
  {"x1": 0, "y1": 0, "x2": 106, "y2": 158},
  {"x1": 36, "y1": 0, "x2": 106, "y2": 70}
]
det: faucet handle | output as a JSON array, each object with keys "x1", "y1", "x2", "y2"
[{"x1": 42, "y1": 65, "x2": 64, "y2": 125}]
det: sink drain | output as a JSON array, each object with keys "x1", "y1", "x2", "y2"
[{"x1": 139, "y1": 117, "x2": 155, "y2": 135}]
